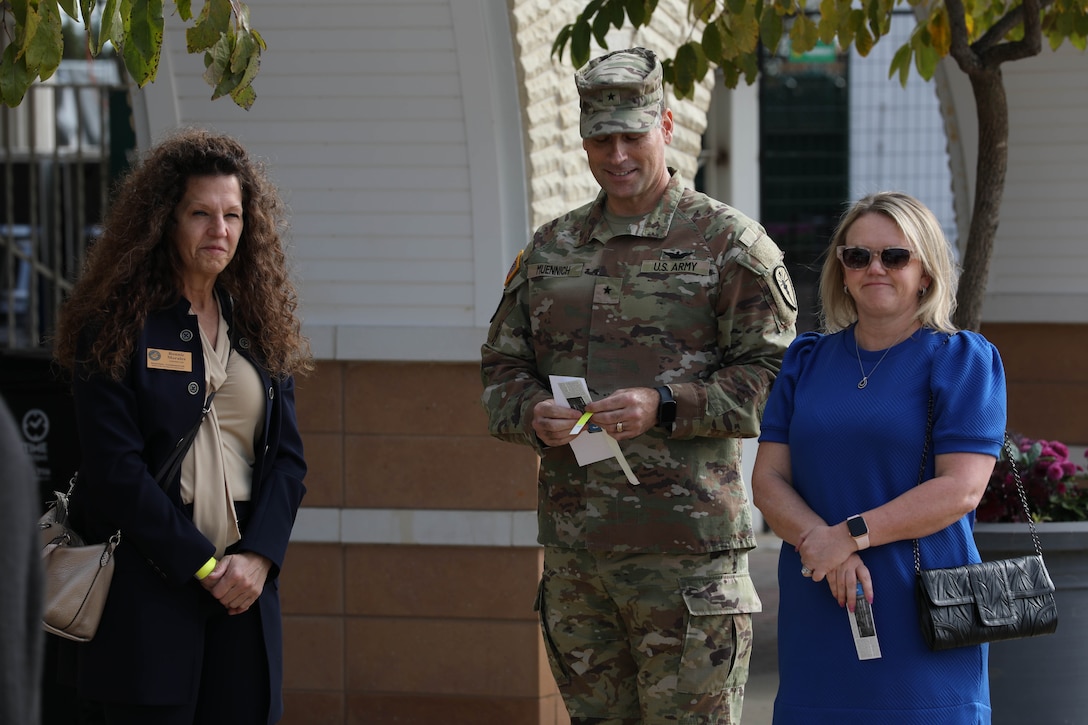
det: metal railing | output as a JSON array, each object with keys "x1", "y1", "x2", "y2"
[{"x1": 0, "y1": 60, "x2": 131, "y2": 350}]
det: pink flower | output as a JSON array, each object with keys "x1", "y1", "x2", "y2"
[{"x1": 979, "y1": 434, "x2": 1088, "y2": 523}]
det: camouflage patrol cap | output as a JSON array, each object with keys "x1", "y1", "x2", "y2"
[{"x1": 575, "y1": 47, "x2": 663, "y2": 139}]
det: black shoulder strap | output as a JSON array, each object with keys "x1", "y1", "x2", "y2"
[{"x1": 153, "y1": 392, "x2": 216, "y2": 491}]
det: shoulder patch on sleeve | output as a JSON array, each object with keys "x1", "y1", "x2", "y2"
[
  {"x1": 773, "y1": 264, "x2": 798, "y2": 311},
  {"x1": 744, "y1": 234, "x2": 783, "y2": 274},
  {"x1": 504, "y1": 249, "x2": 524, "y2": 288}
]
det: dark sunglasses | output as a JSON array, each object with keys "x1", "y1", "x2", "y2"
[{"x1": 836, "y1": 246, "x2": 913, "y2": 271}]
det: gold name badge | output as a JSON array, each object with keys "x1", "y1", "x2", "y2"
[{"x1": 146, "y1": 348, "x2": 193, "y2": 372}]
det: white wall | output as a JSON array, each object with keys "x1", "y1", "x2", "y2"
[
  {"x1": 133, "y1": 0, "x2": 528, "y2": 362},
  {"x1": 940, "y1": 44, "x2": 1088, "y2": 323}
]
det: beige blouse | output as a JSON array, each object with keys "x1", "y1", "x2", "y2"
[{"x1": 180, "y1": 305, "x2": 265, "y2": 556}]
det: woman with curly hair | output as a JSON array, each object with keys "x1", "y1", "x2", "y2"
[{"x1": 54, "y1": 127, "x2": 311, "y2": 725}]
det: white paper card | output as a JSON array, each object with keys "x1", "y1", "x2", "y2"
[
  {"x1": 548, "y1": 375, "x2": 640, "y2": 485},
  {"x1": 848, "y1": 583, "x2": 882, "y2": 660}
]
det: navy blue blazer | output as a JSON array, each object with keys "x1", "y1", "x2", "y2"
[{"x1": 68, "y1": 294, "x2": 306, "y2": 719}]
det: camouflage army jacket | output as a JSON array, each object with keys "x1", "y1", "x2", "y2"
[{"x1": 480, "y1": 171, "x2": 797, "y2": 553}]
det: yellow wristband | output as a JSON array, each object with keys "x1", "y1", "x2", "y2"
[{"x1": 194, "y1": 556, "x2": 217, "y2": 580}]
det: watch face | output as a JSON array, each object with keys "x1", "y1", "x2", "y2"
[{"x1": 847, "y1": 515, "x2": 868, "y2": 537}]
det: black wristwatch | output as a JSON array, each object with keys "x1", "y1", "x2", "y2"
[{"x1": 655, "y1": 385, "x2": 676, "y2": 426}]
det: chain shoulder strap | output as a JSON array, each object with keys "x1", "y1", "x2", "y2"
[{"x1": 912, "y1": 394, "x2": 1041, "y2": 574}]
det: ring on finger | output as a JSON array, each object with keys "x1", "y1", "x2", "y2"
[
  {"x1": 801, "y1": 566, "x2": 813, "y2": 577},
  {"x1": 615, "y1": 421, "x2": 624, "y2": 433}
]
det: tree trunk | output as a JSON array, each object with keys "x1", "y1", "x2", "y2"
[{"x1": 954, "y1": 67, "x2": 1008, "y2": 332}]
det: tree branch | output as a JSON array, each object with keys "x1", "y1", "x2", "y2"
[
  {"x1": 972, "y1": 0, "x2": 1049, "y2": 66},
  {"x1": 946, "y1": 0, "x2": 981, "y2": 75}
]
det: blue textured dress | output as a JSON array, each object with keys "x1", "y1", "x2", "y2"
[{"x1": 759, "y1": 327, "x2": 1006, "y2": 724}]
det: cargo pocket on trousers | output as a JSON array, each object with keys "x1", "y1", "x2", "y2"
[
  {"x1": 534, "y1": 575, "x2": 571, "y2": 687},
  {"x1": 676, "y1": 573, "x2": 761, "y2": 694}
]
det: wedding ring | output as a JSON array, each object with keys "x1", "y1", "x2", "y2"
[
  {"x1": 801, "y1": 566, "x2": 813, "y2": 577},
  {"x1": 615, "y1": 421, "x2": 624, "y2": 433}
]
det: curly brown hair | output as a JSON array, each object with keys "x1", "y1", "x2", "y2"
[{"x1": 54, "y1": 127, "x2": 312, "y2": 380}]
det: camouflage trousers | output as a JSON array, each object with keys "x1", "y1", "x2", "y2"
[{"x1": 536, "y1": 547, "x2": 761, "y2": 725}]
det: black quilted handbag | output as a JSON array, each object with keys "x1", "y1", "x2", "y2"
[
  {"x1": 916, "y1": 552, "x2": 1058, "y2": 651},
  {"x1": 912, "y1": 397, "x2": 1058, "y2": 651}
]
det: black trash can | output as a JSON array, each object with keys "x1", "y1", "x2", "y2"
[
  {"x1": 0, "y1": 350, "x2": 81, "y2": 724},
  {"x1": 0, "y1": 350, "x2": 80, "y2": 504}
]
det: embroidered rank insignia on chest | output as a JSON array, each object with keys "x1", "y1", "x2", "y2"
[
  {"x1": 662, "y1": 249, "x2": 693, "y2": 260},
  {"x1": 593, "y1": 280, "x2": 620, "y2": 305}
]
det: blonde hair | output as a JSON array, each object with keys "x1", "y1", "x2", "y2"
[{"x1": 819, "y1": 191, "x2": 959, "y2": 333}]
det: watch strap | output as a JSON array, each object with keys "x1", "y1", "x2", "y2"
[{"x1": 654, "y1": 385, "x2": 676, "y2": 425}]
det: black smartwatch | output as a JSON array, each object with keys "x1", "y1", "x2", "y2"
[
  {"x1": 847, "y1": 514, "x2": 870, "y2": 550},
  {"x1": 655, "y1": 385, "x2": 676, "y2": 426}
]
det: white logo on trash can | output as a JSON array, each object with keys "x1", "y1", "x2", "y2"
[{"x1": 22, "y1": 408, "x2": 50, "y2": 443}]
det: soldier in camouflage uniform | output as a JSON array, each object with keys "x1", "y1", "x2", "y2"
[{"x1": 480, "y1": 47, "x2": 797, "y2": 724}]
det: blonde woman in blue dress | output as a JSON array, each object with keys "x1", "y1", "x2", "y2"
[{"x1": 753, "y1": 191, "x2": 1005, "y2": 723}]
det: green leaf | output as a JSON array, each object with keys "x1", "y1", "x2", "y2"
[
  {"x1": 230, "y1": 81, "x2": 255, "y2": 110},
  {"x1": 693, "y1": 0, "x2": 716, "y2": 23},
  {"x1": 186, "y1": 0, "x2": 231, "y2": 53},
  {"x1": 550, "y1": 24, "x2": 573, "y2": 60},
  {"x1": 732, "y1": 2, "x2": 759, "y2": 54},
  {"x1": 8, "y1": 0, "x2": 29, "y2": 28},
  {"x1": 913, "y1": 40, "x2": 938, "y2": 80},
  {"x1": 720, "y1": 61, "x2": 740, "y2": 89},
  {"x1": 57, "y1": 0, "x2": 79, "y2": 20},
  {"x1": 27, "y1": 0, "x2": 64, "y2": 81},
  {"x1": 126, "y1": 0, "x2": 164, "y2": 60},
  {"x1": 97, "y1": 0, "x2": 122, "y2": 56},
  {"x1": 121, "y1": 0, "x2": 164, "y2": 86},
  {"x1": 571, "y1": 18, "x2": 592, "y2": 67},
  {"x1": 230, "y1": 30, "x2": 256, "y2": 74},
  {"x1": 608, "y1": 0, "x2": 625, "y2": 29},
  {"x1": 0, "y1": 43, "x2": 32, "y2": 107},
  {"x1": 79, "y1": 0, "x2": 95, "y2": 45},
  {"x1": 759, "y1": 5, "x2": 784, "y2": 56},
  {"x1": 789, "y1": 11, "x2": 818, "y2": 54},
  {"x1": 702, "y1": 19, "x2": 723, "y2": 64},
  {"x1": 727, "y1": 0, "x2": 747, "y2": 15},
  {"x1": 817, "y1": 0, "x2": 838, "y2": 45},
  {"x1": 1076, "y1": 11, "x2": 1088, "y2": 37},
  {"x1": 177, "y1": 0, "x2": 193, "y2": 22},
  {"x1": 721, "y1": 19, "x2": 739, "y2": 60},
  {"x1": 202, "y1": 33, "x2": 233, "y2": 95},
  {"x1": 854, "y1": 24, "x2": 873, "y2": 56},
  {"x1": 591, "y1": 9, "x2": 610, "y2": 46},
  {"x1": 626, "y1": 0, "x2": 648, "y2": 27},
  {"x1": 17, "y1": 5, "x2": 42, "y2": 57},
  {"x1": 889, "y1": 42, "x2": 911, "y2": 86},
  {"x1": 660, "y1": 56, "x2": 674, "y2": 86},
  {"x1": 674, "y1": 41, "x2": 698, "y2": 98},
  {"x1": 737, "y1": 50, "x2": 759, "y2": 85}
]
